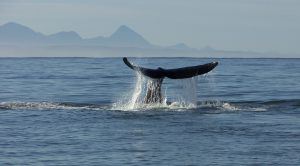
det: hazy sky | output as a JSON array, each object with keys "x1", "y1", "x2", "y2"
[{"x1": 0, "y1": 0, "x2": 299, "y2": 55}]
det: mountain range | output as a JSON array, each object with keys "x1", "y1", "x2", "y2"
[
  {"x1": 0, "y1": 22, "x2": 187, "y2": 49},
  {"x1": 0, "y1": 22, "x2": 289, "y2": 57}
]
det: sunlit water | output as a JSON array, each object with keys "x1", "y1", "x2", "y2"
[{"x1": 0, "y1": 57, "x2": 299, "y2": 165}]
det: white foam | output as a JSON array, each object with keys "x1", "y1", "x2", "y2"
[
  {"x1": 196, "y1": 100, "x2": 241, "y2": 111},
  {"x1": 0, "y1": 101, "x2": 104, "y2": 111},
  {"x1": 221, "y1": 102, "x2": 241, "y2": 111},
  {"x1": 251, "y1": 107, "x2": 267, "y2": 112},
  {"x1": 112, "y1": 72, "x2": 200, "y2": 111}
]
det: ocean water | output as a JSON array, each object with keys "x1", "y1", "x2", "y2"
[{"x1": 0, "y1": 57, "x2": 299, "y2": 165}]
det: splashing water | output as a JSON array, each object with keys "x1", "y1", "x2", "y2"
[
  {"x1": 113, "y1": 72, "x2": 201, "y2": 110},
  {"x1": 0, "y1": 101, "x2": 107, "y2": 111},
  {"x1": 168, "y1": 77, "x2": 198, "y2": 108},
  {"x1": 112, "y1": 67, "x2": 242, "y2": 111},
  {"x1": 128, "y1": 72, "x2": 146, "y2": 109},
  {"x1": 113, "y1": 72, "x2": 167, "y2": 111}
]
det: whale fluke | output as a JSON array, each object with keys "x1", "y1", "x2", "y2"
[
  {"x1": 123, "y1": 57, "x2": 218, "y2": 79},
  {"x1": 123, "y1": 57, "x2": 218, "y2": 104}
]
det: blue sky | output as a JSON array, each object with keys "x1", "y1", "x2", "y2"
[{"x1": 0, "y1": 0, "x2": 299, "y2": 55}]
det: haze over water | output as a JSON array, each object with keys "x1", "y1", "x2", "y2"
[{"x1": 0, "y1": 57, "x2": 299, "y2": 165}]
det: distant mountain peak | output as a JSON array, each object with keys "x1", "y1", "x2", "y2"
[
  {"x1": 46, "y1": 31, "x2": 82, "y2": 44},
  {"x1": 109, "y1": 25, "x2": 151, "y2": 47},
  {"x1": 201, "y1": 45, "x2": 216, "y2": 51},
  {"x1": 167, "y1": 43, "x2": 192, "y2": 50},
  {"x1": 49, "y1": 31, "x2": 81, "y2": 39},
  {"x1": 111, "y1": 25, "x2": 141, "y2": 38},
  {"x1": 1, "y1": 22, "x2": 36, "y2": 32},
  {"x1": 118, "y1": 25, "x2": 132, "y2": 31},
  {"x1": 2, "y1": 22, "x2": 24, "y2": 27},
  {"x1": 0, "y1": 22, "x2": 45, "y2": 42},
  {"x1": 3, "y1": 22, "x2": 19, "y2": 26},
  {"x1": 174, "y1": 43, "x2": 189, "y2": 48}
]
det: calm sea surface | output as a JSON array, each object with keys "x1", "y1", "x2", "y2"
[{"x1": 0, "y1": 57, "x2": 299, "y2": 165}]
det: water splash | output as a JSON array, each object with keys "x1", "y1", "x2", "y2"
[
  {"x1": 197, "y1": 100, "x2": 241, "y2": 111},
  {"x1": 168, "y1": 77, "x2": 198, "y2": 108},
  {"x1": 112, "y1": 72, "x2": 168, "y2": 111},
  {"x1": 0, "y1": 101, "x2": 107, "y2": 111},
  {"x1": 0, "y1": 100, "x2": 269, "y2": 112},
  {"x1": 112, "y1": 66, "x2": 255, "y2": 112},
  {"x1": 128, "y1": 72, "x2": 145, "y2": 109},
  {"x1": 113, "y1": 72, "x2": 200, "y2": 111}
]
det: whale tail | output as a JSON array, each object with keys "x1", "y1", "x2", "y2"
[
  {"x1": 123, "y1": 57, "x2": 218, "y2": 79},
  {"x1": 123, "y1": 57, "x2": 218, "y2": 104}
]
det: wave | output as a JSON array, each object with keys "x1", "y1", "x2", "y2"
[
  {"x1": 0, "y1": 102, "x2": 108, "y2": 111},
  {"x1": 0, "y1": 99, "x2": 299, "y2": 112}
]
